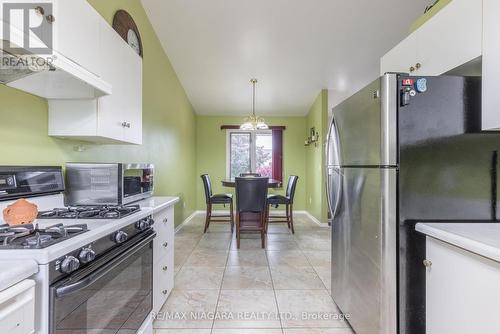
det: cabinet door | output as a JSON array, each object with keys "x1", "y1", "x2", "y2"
[
  {"x1": 51, "y1": 0, "x2": 101, "y2": 77},
  {"x1": 380, "y1": 33, "x2": 417, "y2": 76},
  {"x1": 426, "y1": 237, "x2": 500, "y2": 334},
  {"x1": 415, "y1": 0, "x2": 482, "y2": 76},
  {"x1": 96, "y1": 20, "x2": 128, "y2": 142},
  {"x1": 482, "y1": 0, "x2": 500, "y2": 130},
  {"x1": 121, "y1": 46, "x2": 143, "y2": 145}
]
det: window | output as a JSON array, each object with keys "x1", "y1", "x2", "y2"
[{"x1": 227, "y1": 130, "x2": 281, "y2": 180}]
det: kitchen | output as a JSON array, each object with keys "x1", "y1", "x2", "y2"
[{"x1": 1, "y1": 0, "x2": 500, "y2": 334}]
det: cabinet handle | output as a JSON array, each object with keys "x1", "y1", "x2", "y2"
[
  {"x1": 409, "y1": 66, "x2": 415, "y2": 73},
  {"x1": 163, "y1": 242, "x2": 168, "y2": 248},
  {"x1": 126, "y1": 122, "x2": 131, "y2": 128},
  {"x1": 423, "y1": 259, "x2": 432, "y2": 268},
  {"x1": 415, "y1": 63, "x2": 422, "y2": 70},
  {"x1": 35, "y1": 6, "x2": 45, "y2": 16},
  {"x1": 163, "y1": 266, "x2": 168, "y2": 271},
  {"x1": 121, "y1": 122, "x2": 131, "y2": 128},
  {"x1": 162, "y1": 289, "x2": 168, "y2": 295},
  {"x1": 46, "y1": 14, "x2": 55, "y2": 23},
  {"x1": 163, "y1": 218, "x2": 168, "y2": 223}
]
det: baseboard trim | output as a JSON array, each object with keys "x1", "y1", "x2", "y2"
[
  {"x1": 299, "y1": 210, "x2": 328, "y2": 227},
  {"x1": 175, "y1": 210, "x2": 199, "y2": 233}
]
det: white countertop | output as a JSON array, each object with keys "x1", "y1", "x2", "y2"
[
  {"x1": 0, "y1": 259, "x2": 38, "y2": 291},
  {"x1": 135, "y1": 196, "x2": 179, "y2": 213},
  {"x1": 416, "y1": 222, "x2": 500, "y2": 263}
]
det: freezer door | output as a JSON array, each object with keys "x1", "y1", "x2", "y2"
[
  {"x1": 331, "y1": 167, "x2": 397, "y2": 334},
  {"x1": 329, "y1": 74, "x2": 397, "y2": 167}
]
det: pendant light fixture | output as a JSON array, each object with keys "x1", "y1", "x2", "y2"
[{"x1": 240, "y1": 78, "x2": 269, "y2": 130}]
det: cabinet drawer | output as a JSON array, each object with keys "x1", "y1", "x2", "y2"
[
  {"x1": 153, "y1": 208, "x2": 174, "y2": 263},
  {"x1": 153, "y1": 250, "x2": 174, "y2": 313}
]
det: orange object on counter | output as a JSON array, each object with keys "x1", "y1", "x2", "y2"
[{"x1": 2, "y1": 199, "x2": 39, "y2": 225}]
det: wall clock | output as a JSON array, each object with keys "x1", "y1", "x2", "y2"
[{"x1": 112, "y1": 10, "x2": 143, "y2": 57}]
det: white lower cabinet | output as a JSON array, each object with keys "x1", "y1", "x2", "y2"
[
  {"x1": 425, "y1": 237, "x2": 500, "y2": 334},
  {"x1": 152, "y1": 206, "x2": 175, "y2": 314},
  {"x1": 0, "y1": 279, "x2": 35, "y2": 334}
]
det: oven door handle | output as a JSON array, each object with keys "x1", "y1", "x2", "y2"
[{"x1": 55, "y1": 232, "x2": 156, "y2": 298}]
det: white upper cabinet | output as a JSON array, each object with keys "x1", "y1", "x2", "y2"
[
  {"x1": 482, "y1": 0, "x2": 500, "y2": 131},
  {"x1": 381, "y1": 0, "x2": 482, "y2": 76},
  {"x1": 51, "y1": 0, "x2": 102, "y2": 77},
  {"x1": 48, "y1": 6, "x2": 143, "y2": 144}
]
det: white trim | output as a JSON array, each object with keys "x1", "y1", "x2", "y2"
[
  {"x1": 174, "y1": 210, "x2": 199, "y2": 233},
  {"x1": 190, "y1": 209, "x2": 328, "y2": 227},
  {"x1": 299, "y1": 210, "x2": 327, "y2": 227}
]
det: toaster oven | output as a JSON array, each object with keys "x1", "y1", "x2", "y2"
[{"x1": 65, "y1": 163, "x2": 154, "y2": 206}]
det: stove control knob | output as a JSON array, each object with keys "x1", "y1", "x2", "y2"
[
  {"x1": 114, "y1": 230, "x2": 128, "y2": 244},
  {"x1": 136, "y1": 219, "x2": 149, "y2": 231},
  {"x1": 78, "y1": 247, "x2": 96, "y2": 264},
  {"x1": 60, "y1": 256, "x2": 80, "y2": 274}
]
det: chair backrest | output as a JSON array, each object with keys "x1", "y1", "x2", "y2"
[
  {"x1": 200, "y1": 174, "x2": 213, "y2": 203},
  {"x1": 235, "y1": 177, "x2": 269, "y2": 212},
  {"x1": 285, "y1": 175, "x2": 299, "y2": 203},
  {"x1": 239, "y1": 173, "x2": 261, "y2": 177}
]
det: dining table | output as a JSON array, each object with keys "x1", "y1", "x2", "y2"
[{"x1": 221, "y1": 178, "x2": 282, "y2": 188}]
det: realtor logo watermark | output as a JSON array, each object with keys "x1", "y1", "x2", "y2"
[{"x1": 1, "y1": 2, "x2": 54, "y2": 71}]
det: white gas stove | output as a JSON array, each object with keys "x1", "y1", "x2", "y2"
[{"x1": 0, "y1": 167, "x2": 155, "y2": 334}]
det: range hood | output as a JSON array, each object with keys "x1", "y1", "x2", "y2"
[{"x1": 0, "y1": 21, "x2": 111, "y2": 99}]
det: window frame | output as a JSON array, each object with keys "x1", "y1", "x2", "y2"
[{"x1": 226, "y1": 129, "x2": 273, "y2": 179}]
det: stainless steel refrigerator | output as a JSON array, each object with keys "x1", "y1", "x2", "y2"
[{"x1": 326, "y1": 73, "x2": 485, "y2": 334}]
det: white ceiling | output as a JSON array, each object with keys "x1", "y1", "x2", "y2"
[{"x1": 141, "y1": 0, "x2": 430, "y2": 116}]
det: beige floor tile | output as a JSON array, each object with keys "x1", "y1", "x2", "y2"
[
  {"x1": 267, "y1": 250, "x2": 310, "y2": 267},
  {"x1": 271, "y1": 265, "x2": 325, "y2": 290},
  {"x1": 196, "y1": 237, "x2": 232, "y2": 251},
  {"x1": 175, "y1": 266, "x2": 225, "y2": 290},
  {"x1": 212, "y1": 329, "x2": 283, "y2": 334},
  {"x1": 230, "y1": 238, "x2": 265, "y2": 250},
  {"x1": 283, "y1": 329, "x2": 354, "y2": 334},
  {"x1": 214, "y1": 290, "x2": 281, "y2": 329},
  {"x1": 227, "y1": 250, "x2": 268, "y2": 266},
  {"x1": 154, "y1": 330, "x2": 211, "y2": 334},
  {"x1": 266, "y1": 240, "x2": 299, "y2": 251},
  {"x1": 275, "y1": 290, "x2": 349, "y2": 328},
  {"x1": 295, "y1": 239, "x2": 331, "y2": 251},
  {"x1": 303, "y1": 251, "x2": 331, "y2": 267},
  {"x1": 184, "y1": 249, "x2": 229, "y2": 267},
  {"x1": 222, "y1": 266, "x2": 273, "y2": 290},
  {"x1": 153, "y1": 290, "x2": 219, "y2": 329},
  {"x1": 313, "y1": 266, "x2": 332, "y2": 290}
]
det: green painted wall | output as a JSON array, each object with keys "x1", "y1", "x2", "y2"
[
  {"x1": 0, "y1": 0, "x2": 197, "y2": 227},
  {"x1": 195, "y1": 115, "x2": 307, "y2": 211},
  {"x1": 305, "y1": 90, "x2": 328, "y2": 223}
]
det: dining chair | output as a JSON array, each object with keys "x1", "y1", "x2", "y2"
[
  {"x1": 266, "y1": 175, "x2": 299, "y2": 233},
  {"x1": 235, "y1": 176, "x2": 269, "y2": 248},
  {"x1": 200, "y1": 174, "x2": 234, "y2": 233},
  {"x1": 239, "y1": 173, "x2": 261, "y2": 177}
]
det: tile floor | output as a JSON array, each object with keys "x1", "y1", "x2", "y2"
[{"x1": 154, "y1": 212, "x2": 354, "y2": 334}]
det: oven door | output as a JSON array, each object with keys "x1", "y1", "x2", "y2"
[{"x1": 49, "y1": 232, "x2": 155, "y2": 333}]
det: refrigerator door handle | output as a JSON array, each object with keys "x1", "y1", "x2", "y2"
[
  {"x1": 326, "y1": 114, "x2": 342, "y2": 167},
  {"x1": 326, "y1": 167, "x2": 343, "y2": 220}
]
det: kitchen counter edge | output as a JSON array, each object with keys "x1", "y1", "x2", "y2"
[{"x1": 416, "y1": 222, "x2": 500, "y2": 263}]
